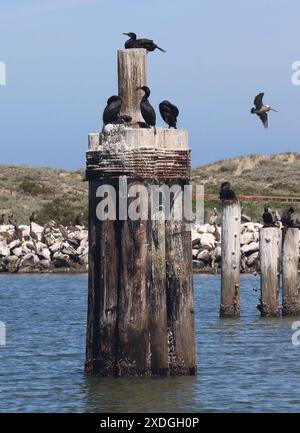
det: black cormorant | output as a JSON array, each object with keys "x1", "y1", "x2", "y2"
[
  {"x1": 250, "y1": 93, "x2": 278, "y2": 129},
  {"x1": 123, "y1": 32, "x2": 165, "y2": 52},
  {"x1": 0, "y1": 214, "x2": 5, "y2": 225},
  {"x1": 29, "y1": 212, "x2": 36, "y2": 224},
  {"x1": 159, "y1": 100, "x2": 179, "y2": 129},
  {"x1": 219, "y1": 182, "x2": 237, "y2": 201},
  {"x1": 102, "y1": 95, "x2": 132, "y2": 126},
  {"x1": 136, "y1": 86, "x2": 156, "y2": 133},
  {"x1": 281, "y1": 207, "x2": 295, "y2": 227},
  {"x1": 262, "y1": 207, "x2": 274, "y2": 227}
]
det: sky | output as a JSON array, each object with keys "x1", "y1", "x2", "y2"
[{"x1": 0, "y1": 0, "x2": 300, "y2": 170}]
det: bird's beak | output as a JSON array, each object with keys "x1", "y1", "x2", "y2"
[
  {"x1": 123, "y1": 33, "x2": 129, "y2": 36},
  {"x1": 136, "y1": 86, "x2": 142, "y2": 91},
  {"x1": 271, "y1": 107, "x2": 278, "y2": 112}
]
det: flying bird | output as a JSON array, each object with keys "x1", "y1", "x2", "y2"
[
  {"x1": 159, "y1": 100, "x2": 179, "y2": 129},
  {"x1": 250, "y1": 92, "x2": 278, "y2": 129},
  {"x1": 102, "y1": 95, "x2": 132, "y2": 126},
  {"x1": 219, "y1": 182, "x2": 237, "y2": 201},
  {"x1": 136, "y1": 86, "x2": 156, "y2": 133},
  {"x1": 123, "y1": 32, "x2": 165, "y2": 52},
  {"x1": 262, "y1": 207, "x2": 274, "y2": 227}
]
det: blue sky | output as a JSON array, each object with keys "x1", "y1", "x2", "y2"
[{"x1": 0, "y1": 0, "x2": 299, "y2": 169}]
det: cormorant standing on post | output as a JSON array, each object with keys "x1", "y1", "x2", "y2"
[
  {"x1": 262, "y1": 207, "x2": 274, "y2": 227},
  {"x1": 29, "y1": 212, "x2": 36, "y2": 224},
  {"x1": 281, "y1": 207, "x2": 295, "y2": 227},
  {"x1": 250, "y1": 92, "x2": 278, "y2": 129},
  {"x1": 136, "y1": 86, "x2": 156, "y2": 133},
  {"x1": 219, "y1": 182, "x2": 237, "y2": 201},
  {"x1": 102, "y1": 95, "x2": 132, "y2": 126},
  {"x1": 159, "y1": 100, "x2": 179, "y2": 129},
  {"x1": 123, "y1": 32, "x2": 165, "y2": 52}
]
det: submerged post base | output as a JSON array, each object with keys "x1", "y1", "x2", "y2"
[
  {"x1": 282, "y1": 297, "x2": 300, "y2": 316},
  {"x1": 220, "y1": 303, "x2": 240, "y2": 318}
]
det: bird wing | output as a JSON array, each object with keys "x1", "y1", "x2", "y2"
[
  {"x1": 159, "y1": 101, "x2": 179, "y2": 117},
  {"x1": 257, "y1": 112, "x2": 268, "y2": 128},
  {"x1": 103, "y1": 98, "x2": 122, "y2": 124},
  {"x1": 254, "y1": 93, "x2": 264, "y2": 109}
]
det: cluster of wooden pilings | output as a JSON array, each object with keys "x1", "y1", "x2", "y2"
[
  {"x1": 85, "y1": 49, "x2": 197, "y2": 376},
  {"x1": 220, "y1": 201, "x2": 300, "y2": 318}
]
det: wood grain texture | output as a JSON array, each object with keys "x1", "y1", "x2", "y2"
[
  {"x1": 118, "y1": 49, "x2": 147, "y2": 124},
  {"x1": 282, "y1": 228, "x2": 300, "y2": 315},
  {"x1": 220, "y1": 200, "x2": 241, "y2": 318},
  {"x1": 258, "y1": 227, "x2": 280, "y2": 317}
]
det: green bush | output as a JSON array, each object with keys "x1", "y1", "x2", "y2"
[
  {"x1": 37, "y1": 196, "x2": 87, "y2": 226},
  {"x1": 17, "y1": 176, "x2": 53, "y2": 196}
]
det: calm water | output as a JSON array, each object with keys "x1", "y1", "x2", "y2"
[{"x1": 0, "y1": 273, "x2": 299, "y2": 413}]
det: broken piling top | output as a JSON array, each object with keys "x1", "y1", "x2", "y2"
[{"x1": 118, "y1": 48, "x2": 147, "y2": 124}]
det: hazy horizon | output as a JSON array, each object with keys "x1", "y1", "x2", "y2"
[{"x1": 1, "y1": 0, "x2": 300, "y2": 170}]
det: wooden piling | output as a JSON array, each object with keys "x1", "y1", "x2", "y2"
[
  {"x1": 85, "y1": 49, "x2": 196, "y2": 376},
  {"x1": 220, "y1": 200, "x2": 241, "y2": 318},
  {"x1": 258, "y1": 227, "x2": 280, "y2": 317},
  {"x1": 282, "y1": 228, "x2": 300, "y2": 316},
  {"x1": 118, "y1": 48, "x2": 147, "y2": 124}
]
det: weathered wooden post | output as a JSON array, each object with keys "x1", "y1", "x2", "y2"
[
  {"x1": 220, "y1": 201, "x2": 241, "y2": 318},
  {"x1": 282, "y1": 228, "x2": 300, "y2": 316},
  {"x1": 257, "y1": 227, "x2": 281, "y2": 317},
  {"x1": 85, "y1": 48, "x2": 196, "y2": 376}
]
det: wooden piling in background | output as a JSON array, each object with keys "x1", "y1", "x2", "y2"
[
  {"x1": 258, "y1": 227, "x2": 280, "y2": 317},
  {"x1": 85, "y1": 49, "x2": 196, "y2": 376},
  {"x1": 282, "y1": 228, "x2": 300, "y2": 316},
  {"x1": 220, "y1": 200, "x2": 241, "y2": 318}
]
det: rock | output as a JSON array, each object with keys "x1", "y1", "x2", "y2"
[
  {"x1": 197, "y1": 249, "x2": 210, "y2": 263},
  {"x1": 200, "y1": 233, "x2": 216, "y2": 250},
  {"x1": 240, "y1": 232, "x2": 255, "y2": 245},
  {"x1": 31, "y1": 222, "x2": 43, "y2": 234},
  {"x1": 241, "y1": 241, "x2": 259, "y2": 255},
  {"x1": 40, "y1": 259, "x2": 51, "y2": 270},
  {"x1": 8, "y1": 239, "x2": 21, "y2": 250},
  {"x1": 197, "y1": 225, "x2": 208, "y2": 234},
  {"x1": 192, "y1": 249, "x2": 199, "y2": 259},
  {"x1": 193, "y1": 259, "x2": 206, "y2": 270},
  {"x1": 0, "y1": 242, "x2": 10, "y2": 257},
  {"x1": 38, "y1": 248, "x2": 51, "y2": 261},
  {"x1": 205, "y1": 224, "x2": 216, "y2": 234},
  {"x1": 49, "y1": 242, "x2": 62, "y2": 254},
  {"x1": 247, "y1": 251, "x2": 259, "y2": 266},
  {"x1": 12, "y1": 247, "x2": 23, "y2": 257}
]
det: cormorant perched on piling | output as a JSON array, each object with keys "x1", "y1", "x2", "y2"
[
  {"x1": 281, "y1": 207, "x2": 295, "y2": 227},
  {"x1": 250, "y1": 93, "x2": 278, "y2": 129},
  {"x1": 262, "y1": 207, "x2": 274, "y2": 227},
  {"x1": 219, "y1": 182, "x2": 237, "y2": 201},
  {"x1": 123, "y1": 32, "x2": 165, "y2": 52},
  {"x1": 102, "y1": 95, "x2": 132, "y2": 126},
  {"x1": 159, "y1": 100, "x2": 179, "y2": 129},
  {"x1": 29, "y1": 212, "x2": 36, "y2": 224},
  {"x1": 136, "y1": 86, "x2": 156, "y2": 133}
]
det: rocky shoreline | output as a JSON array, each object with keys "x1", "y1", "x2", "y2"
[
  {"x1": 0, "y1": 221, "x2": 299, "y2": 274},
  {"x1": 0, "y1": 221, "x2": 88, "y2": 274}
]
